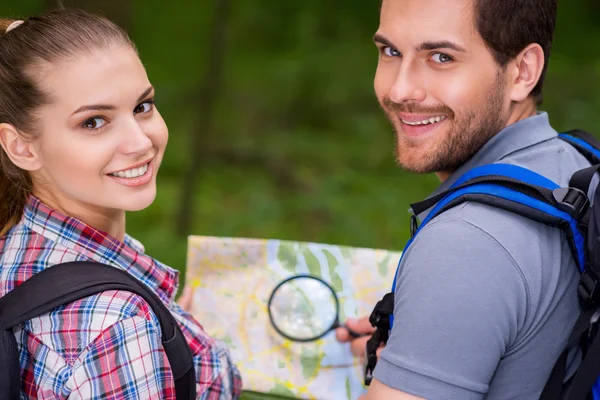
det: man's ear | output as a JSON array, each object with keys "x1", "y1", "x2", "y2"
[
  {"x1": 507, "y1": 43, "x2": 545, "y2": 103},
  {"x1": 0, "y1": 123, "x2": 42, "y2": 172}
]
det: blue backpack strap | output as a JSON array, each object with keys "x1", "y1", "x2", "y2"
[
  {"x1": 560, "y1": 130, "x2": 600, "y2": 165},
  {"x1": 390, "y1": 164, "x2": 589, "y2": 328},
  {"x1": 364, "y1": 163, "x2": 590, "y2": 388}
]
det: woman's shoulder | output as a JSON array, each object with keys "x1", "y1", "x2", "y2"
[
  {"x1": 19, "y1": 288, "x2": 160, "y2": 363},
  {"x1": 1, "y1": 224, "x2": 160, "y2": 360},
  {"x1": 0, "y1": 222, "x2": 81, "y2": 293}
]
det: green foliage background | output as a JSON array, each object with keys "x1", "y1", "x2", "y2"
[
  {"x1": 2, "y1": 0, "x2": 599, "y2": 283},
  {"x1": 2, "y1": 1, "x2": 599, "y2": 398}
]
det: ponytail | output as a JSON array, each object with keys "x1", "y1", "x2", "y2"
[{"x1": 0, "y1": 149, "x2": 31, "y2": 236}]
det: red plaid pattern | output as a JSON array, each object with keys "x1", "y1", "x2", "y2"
[{"x1": 0, "y1": 196, "x2": 242, "y2": 399}]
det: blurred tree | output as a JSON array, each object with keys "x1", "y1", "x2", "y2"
[
  {"x1": 176, "y1": 0, "x2": 232, "y2": 236},
  {"x1": 1, "y1": 0, "x2": 599, "y2": 276}
]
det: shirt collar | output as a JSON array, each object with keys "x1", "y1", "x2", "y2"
[
  {"x1": 432, "y1": 112, "x2": 557, "y2": 195},
  {"x1": 22, "y1": 195, "x2": 179, "y2": 304}
]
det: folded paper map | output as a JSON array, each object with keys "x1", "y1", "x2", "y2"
[{"x1": 186, "y1": 236, "x2": 401, "y2": 400}]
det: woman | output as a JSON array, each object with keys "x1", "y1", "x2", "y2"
[{"x1": 0, "y1": 10, "x2": 241, "y2": 399}]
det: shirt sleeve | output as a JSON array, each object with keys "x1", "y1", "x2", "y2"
[
  {"x1": 373, "y1": 217, "x2": 529, "y2": 399},
  {"x1": 170, "y1": 302, "x2": 243, "y2": 400},
  {"x1": 66, "y1": 314, "x2": 175, "y2": 399}
]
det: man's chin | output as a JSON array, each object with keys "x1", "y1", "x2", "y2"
[{"x1": 395, "y1": 152, "x2": 436, "y2": 174}]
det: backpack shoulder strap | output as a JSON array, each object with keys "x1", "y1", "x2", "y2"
[
  {"x1": 0, "y1": 261, "x2": 196, "y2": 400},
  {"x1": 409, "y1": 163, "x2": 588, "y2": 272},
  {"x1": 560, "y1": 129, "x2": 600, "y2": 165},
  {"x1": 411, "y1": 164, "x2": 600, "y2": 400},
  {"x1": 387, "y1": 163, "x2": 588, "y2": 329},
  {"x1": 366, "y1": 163, "x2": 591, "y2": 387}
]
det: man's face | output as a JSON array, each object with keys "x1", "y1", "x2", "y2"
[{"x1": 375, "y1": 0, "x2": 511, "y2": 175}]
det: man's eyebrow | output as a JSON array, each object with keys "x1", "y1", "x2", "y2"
[
  {"x1": 416, "y1": 41, "x2": 467, "y2": 52},
  {"x1": 373, "y1": 33, "x2": 395, "y2": 48},
  {"x1": 71, "y1": 85, "x2": 154, "y2": 116}
]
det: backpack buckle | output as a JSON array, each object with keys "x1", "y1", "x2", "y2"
[
  {"x1": 553, "y1": 187, "x2": 589, "y2": 219},
  {"x1": 363, "y1": 292, "x2": 394, "y2": 386},
  {"x1": 368, "y1": 292, "x2": 394, "y2": 328},
  {"x1": 579, "y1": 269, "x2": 600, "y2": 306}
]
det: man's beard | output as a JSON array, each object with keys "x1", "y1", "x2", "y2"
[{"x1": 384, "y1": 72, "x2": 507, "y2": 174}]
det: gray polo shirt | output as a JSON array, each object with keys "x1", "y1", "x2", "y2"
[{"x1": 374, "y1": 113, "x2": 589, "y2": 399}]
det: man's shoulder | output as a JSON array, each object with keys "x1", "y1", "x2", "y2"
[
  {"x1": 499, "y1": 134, "x2": 592, "y2": 186},
  {"x1": 413, "y1": 133, "x2": 592, "y2": 264},
  {"x1": 415, "y1": 200, "x2": 569, "y2": 271}
]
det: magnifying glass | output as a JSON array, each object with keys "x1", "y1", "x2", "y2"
[{"x1": 267, "y1": 274, "x2": 367, "y2": 342}]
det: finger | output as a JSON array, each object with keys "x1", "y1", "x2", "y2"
[
  {"x1": 350, "y1": 335, "x2": 370, "y2": 358},
  {"x1": 336, "y1": 326, "x2": 351, "y2": 342},
  {"x1": 376, "y1": 345, "x2": 385, "y2": 359},
  {"x1": 346, "y1": 317, "x2": 376, "y2": 335},
  {"x1": 177, "y1": 285, "x2": 194, "y2": 312}
]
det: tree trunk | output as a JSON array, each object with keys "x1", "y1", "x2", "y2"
[{"x1": 175, "y1": 0, "x2": 233, "y2": 236}]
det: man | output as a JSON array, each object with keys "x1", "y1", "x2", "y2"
[{"x1": 336, "y1": 0, "x2": 587, "y2": 398}]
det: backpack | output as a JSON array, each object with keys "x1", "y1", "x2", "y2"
[
  {"x1": 0, "y1": 261, "x2": 196, "y2": 400},
  {"x1": 365, "y1": 129, "x2": 600, "y2": 399}
]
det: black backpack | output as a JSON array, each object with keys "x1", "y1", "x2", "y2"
[
  {"x1": 365, "y1": 130, "x2": 600, "y2": 399},
  {"x1": 0, "y1": 261, "x2": 196, "y2": 400}
]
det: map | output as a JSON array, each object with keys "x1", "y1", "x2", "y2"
[{"x1": 186, "y1": 236, "x2": 401, "y2": 400}]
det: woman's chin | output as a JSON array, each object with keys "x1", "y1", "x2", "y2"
[{"x1": 122, "y1": 190, "x2": 157, "y2": 212}]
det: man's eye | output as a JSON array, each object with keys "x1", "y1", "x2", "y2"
[
  {"x1": 134, "y1": 100, "x2": 155, "y2": 115},
  {"x1": 82, "y1": 117, "x2": 107, "y2": 130},
  {"x1": 431, "y1": 53, "x2": 453, "y2": 64},
  {"x1": 382, "y1": 46, "x2": 401, "y2": 57}
]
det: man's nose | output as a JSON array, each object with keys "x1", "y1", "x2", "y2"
[{"x1": 387, "y1": 63, "x2": 427, "y2": 105}]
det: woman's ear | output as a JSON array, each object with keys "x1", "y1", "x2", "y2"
[
  {"x1": 0, "y1": 123, "x2": 42, "y2": 171},
  {"x1": 507, "y1": 43, "x2": 545, "y2": 103}
]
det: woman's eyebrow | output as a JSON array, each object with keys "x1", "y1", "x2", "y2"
[{"x1": 71, "y1": 85, "x2": 154, "y2": 116}]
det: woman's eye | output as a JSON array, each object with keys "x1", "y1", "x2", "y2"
[
  {"x1": 382, "y1": 46, "x2": 400, "y2": 57},
  {"x1": 431, "y1": 53, "x2": 453, "y2": 64},
  {"x1": 82, "y1": 117, "x2": 107, "y2": 130},
  {"x1": 134, "y1": 100, "x2": 155, "y2": 115}
]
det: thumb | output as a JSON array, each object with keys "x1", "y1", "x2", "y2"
[{"x1": 177, "y1": 285, "x2": 194, "y2": 312}]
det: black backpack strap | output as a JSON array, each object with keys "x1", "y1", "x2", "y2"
[
  {"x1": 364, "y1": 292, "x2": 394, "y2": 385},
  {"x1": 540, "y1": 307, "x2": 597, "y2": 400},
  {"x1": 0, "y1": 261, "x2": 196, "y2": 400},
  {"x1": 411, "y1": 174, "x2": 558, "y2": 216},
  {"x1": 569, "y1": 164, "x2": 600, "y2": 197},
  {"x1": 560, "y1": 130, "x2": 600, "y2": 165}
]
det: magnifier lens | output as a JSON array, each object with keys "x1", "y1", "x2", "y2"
[{"x1": 269, "y1": 276, "x2": 338, "y2": 341}]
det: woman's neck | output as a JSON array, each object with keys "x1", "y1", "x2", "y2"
[{"x1": 32, "y1": 189, "x2": 127, "y2": 242}]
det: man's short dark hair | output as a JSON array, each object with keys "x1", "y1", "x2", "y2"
[{"x1": 474, "y1": 0, "x2": 557, "y2": 105}]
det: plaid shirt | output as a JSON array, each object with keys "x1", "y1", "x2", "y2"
[{"x1": 0, "y1": 196, "x2": 242, "y2": 399}]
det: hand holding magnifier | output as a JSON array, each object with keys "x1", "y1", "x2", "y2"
[{"x1": 267, "y1": 274, "x2": 367, "y2": 342}]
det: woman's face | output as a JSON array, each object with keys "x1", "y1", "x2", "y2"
[{"x1": 29, "y1": 45, "x2": 168, "y2": 217}]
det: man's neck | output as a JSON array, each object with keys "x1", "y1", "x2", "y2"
[{"x1": 435, "y1": 100, "x2": 538, "y2": 182}]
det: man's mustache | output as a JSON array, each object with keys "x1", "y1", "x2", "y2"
[{"x1": 382, "y1": 97, "x2": 454, "y2": 118}]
